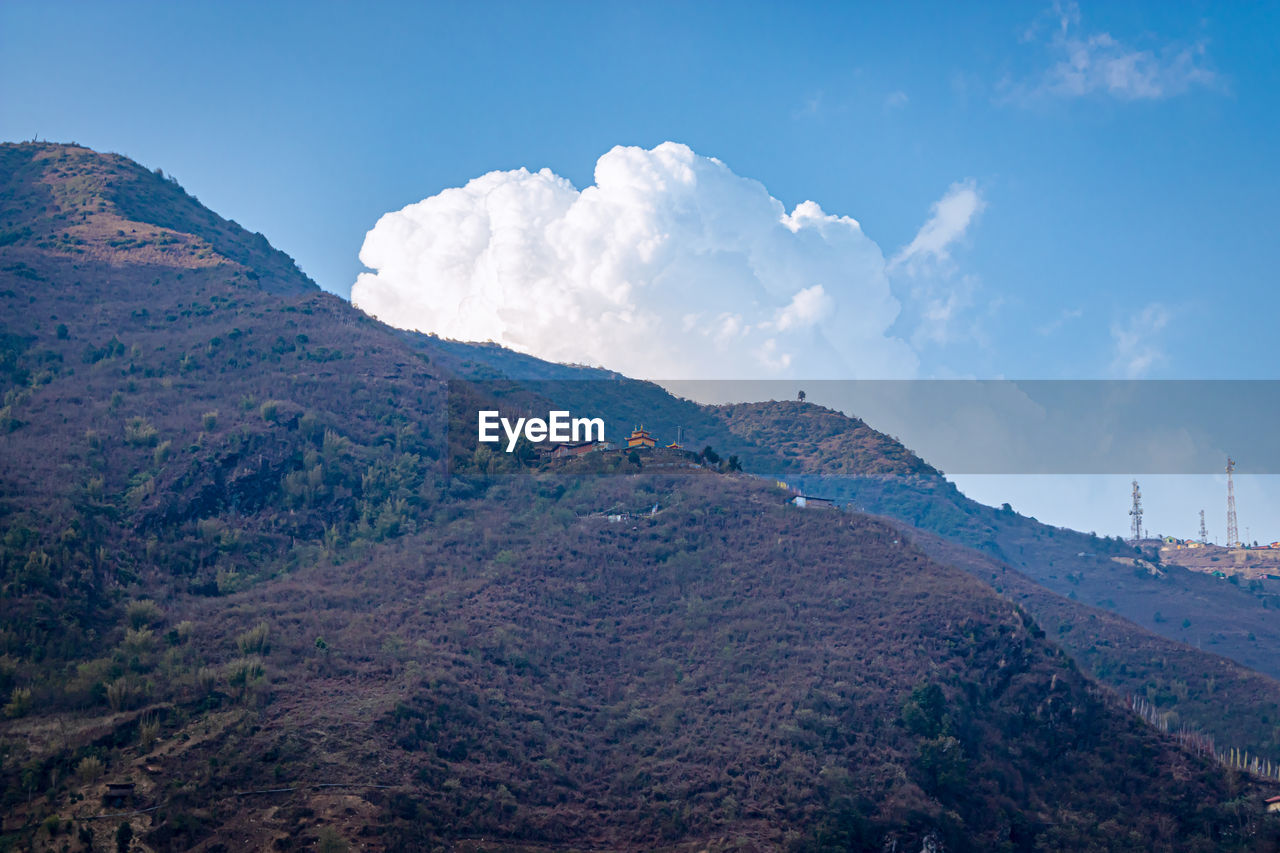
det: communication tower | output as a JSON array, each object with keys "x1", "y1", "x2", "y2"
[
  {"x1": 1129, "y1": 480, "x2": 1143, "y2": 542},
  {"x1": 1226, "y1": 458, "x2": 1239, "y2": 548},
  {"x1": 1198, "y1": 509, "x2": 1208, "y2": 544}
]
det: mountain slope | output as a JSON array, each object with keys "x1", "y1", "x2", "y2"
[
  {"x1": 1, "y1": 142, "x2": 1278, "y2": 852},
  {"x1": 902, "y1": 523, "x2": 1280, "y2": 769},
  {"x1": 436, "y1": 367, "x2": 1280, "y2": 770},
  {"x1": 174, "y1": 473, "x2": 1272, "y2": 851},
  {"x1": 694, "y1": 401, "x2": 1280, "y2": 677},
  {"x1": 426, "y1": 350, "x2": 1280, "y2": 678},
  {"x1": 0, "y1": 143, "x2": 316, "y2": 292},
  {"x1": 402, "y1": 289, "x2": 1280, "y2": 792}
]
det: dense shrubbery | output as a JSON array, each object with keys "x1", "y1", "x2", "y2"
[{"x1": 2, "y1": 142, "x2": 1279, "y2": 851}]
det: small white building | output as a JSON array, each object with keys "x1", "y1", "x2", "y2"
[{"x1": 791, "y1": 495, "x2": 836, "y2": 509}]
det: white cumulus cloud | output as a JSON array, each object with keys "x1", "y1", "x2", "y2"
[{"x1": 352, "y1": 142, "x2": 918, "y2": 379}]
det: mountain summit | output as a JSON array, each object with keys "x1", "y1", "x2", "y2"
[{"x1": 1, "y1": 142, "x2": 315, "y2": 293}]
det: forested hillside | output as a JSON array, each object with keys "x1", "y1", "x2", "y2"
[
  {"x1": 679, "y1": 401, "x2": 1280, "y2": 679},
  {"x1": 1, "y1": 142, "x2": 1278, "y2": 851}
]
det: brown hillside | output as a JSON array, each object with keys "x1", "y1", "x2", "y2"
[
  {"x1": 703, "y1": 399, "x2": 1280, "y2": 674},
  {"x1": 903, "y1": 524, "x2": 1280, "y2": 769},
  {"x1": 716, "y1": 400, "x2": 936, "y2": 478},
  {"x1": 0, "y1": 142, "x2": 315, "y2": 291},
  {"x1": 1, "y1": 143, "x2": 1278, "y2": 851}
]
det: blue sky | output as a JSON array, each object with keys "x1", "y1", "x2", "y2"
[
  {"x1": 4, "y1": 1, "x2": 1277, "y2": 381},
  {"x1": 3, "y1": 1, "x2": 1279, "y2": 534}
]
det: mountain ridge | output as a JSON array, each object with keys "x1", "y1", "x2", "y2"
[
  {"x1": 435, "y1": 338, "x2": 1280, "y2": 679},
  {"x1": 0, "y1": 142, "x2": 316, "y2": 292},
  {"x1": 1, "y1": 141, "x2": 1278, "y2": 851}
]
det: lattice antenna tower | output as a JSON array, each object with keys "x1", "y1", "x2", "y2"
[
  {"x1": 1129, "y1": 480, "x2": 1143, "y2": 542},
  {"x1": 1198, "y1": 509, "x2": 1208, "y2": 545},
  {"x1": 1226, "y1": 458, "x2": 1239, "y2": 548}
]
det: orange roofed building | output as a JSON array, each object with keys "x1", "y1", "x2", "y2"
[{"x1": 626, "y1": 426, "x2": 656, "y2": 449}]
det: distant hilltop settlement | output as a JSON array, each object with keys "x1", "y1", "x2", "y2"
[
  {"x1": 542, "y1": 425, "x2": 669, "y2": 458},
  {"x1": 537, "y1": 425, "x2": 694, "y2": 459},
  {"x1": 537, "y1": 425, "x2": 835, "y2": 509},
  {"x1": 1127, "y1": 467, "x2": 1280, "y2": 583},
  {"x1": 1146, "y1": 538, "x2": 1280, "y2": 583},
  {"x1": 535, "y1": 425, "x2": 743, "y2": 473},
  {"x1": 529, "y1": 422, "x2": 839, "y2": 514}
]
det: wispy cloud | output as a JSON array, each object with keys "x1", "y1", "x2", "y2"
[
  {"x1": 908, "y1": 274, "x2": 979, "y2": 348},
  {"x1": 890, "y1": 180, "x2": 985, "y2": 275},
  {"x1": 890, "y1": 181, "x2": 987, "y2": 348},
  {"x1": 1009, "y1": 1, "x2": 1219, "y2": 103},
  {"x1": 1111, "y1": 302, "x2": 1171, "y2": 377},
  {"x1": 884, "y1": 90, "x2": 909, "y2": 110},
  {"x1": 1038, "y1": 306, "x2": 1083, "y2": 336}
]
